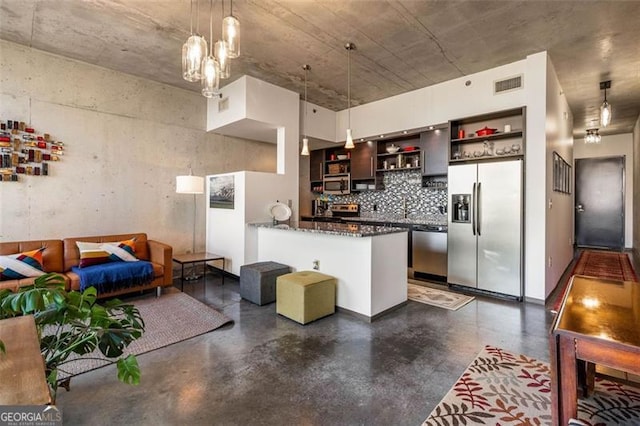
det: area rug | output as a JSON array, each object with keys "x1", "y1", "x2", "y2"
[
  {"x1": 408, "y1": 282, "x2": 474, "y2": 311},
  {"x1": 551, "y1": 250, "x2": 638, "y2": 312},
  {"x1": 57, "y1": 291, "x2": 233, "y2": 379},
  {"x1": 423, "y1": 345, "x2": 640, "y2": 426}
]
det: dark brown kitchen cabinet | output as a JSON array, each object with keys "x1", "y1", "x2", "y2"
[
  {"x1": 309, "y1": 149, "x2": 324, "y2": 182},
  {"x1": 421, "y1": 128, "x2": 448, "y2": 176},
  {"x1": 350, "y1": 141, "x2": 376, "y2": 180}
]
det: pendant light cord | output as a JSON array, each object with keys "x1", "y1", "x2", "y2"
[
  {"x1": 189, "y1": 0, "x2": 194, "y2": 35},
  {"x1": 209, "y1": 0, "x2": 213, "y2": 48},
  {"x1": 304, "y1": 66, "x2": 309, "y2": 138},
  {"x1": 347, "y1": 46, "x2": 351, "y2": 128},
  {"x1": 195, "y1": 0, "x2": 199, "y2": 34}
]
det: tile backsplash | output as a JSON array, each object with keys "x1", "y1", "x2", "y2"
[{"x1": 329, "y1": 170, "x2": 447, "y2": 215}]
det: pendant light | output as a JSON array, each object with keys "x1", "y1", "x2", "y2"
[
  {"x1": 215, "y1": 0, "x2": 230, "y2": 79},
  {"x1": 344, "y1": 42, "x2": 356, "y2": 149},
  {"x1": 182, "y1": 0, "x2": 208, "y2": 82},
  {"x1": 201, "y1": 0, "x2": 220, "y2": 97},
  {"x1": 301, "y1": 64, "x2": 311, "y2": 156},
  {"x1": 222, "y1": 0, "x2": 240, "y2": 59},
  {"x1": 600, "y1": 80, "x2": 612, "y2": 128},
  {"x1": 585, "y1": 128, "x2": 601, "y2": 144}
]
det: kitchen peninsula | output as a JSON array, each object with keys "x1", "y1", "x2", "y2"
[{"x1": 250, "y1": 222, "x2": 408, "y2": 320}]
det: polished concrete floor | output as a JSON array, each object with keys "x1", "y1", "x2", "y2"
[{"x1": 57, "y1": 272, "x2": 555, "y2": 425}]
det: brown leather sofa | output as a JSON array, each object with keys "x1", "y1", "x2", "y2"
[{"x1": 1, "y1": 233, "x2": 173, "y2": 298}]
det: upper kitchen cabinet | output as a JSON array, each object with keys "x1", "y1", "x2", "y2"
[
  {"x1": 351, "y1": 141, "x2": 376, "y2": 181},
  {"x1": 420, "y1": 127, "x2": 448, "y2": 176},
  {"x1": 376, "y1": 135, "x2": 422, "y2": 172},
  {"x1": 449, "y1": 107, "x2": 526, "y2": 163}
]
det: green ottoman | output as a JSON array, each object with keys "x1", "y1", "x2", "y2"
[{"x1": 276, "y1": 271, "x2": 336, "y2": 325}]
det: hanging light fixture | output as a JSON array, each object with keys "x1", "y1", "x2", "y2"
[
  {"x1": 301, "y1": 65, "x2": 311, "y2": 156},
  {"x1": 201, "y1": 0, "x2": 220, "y2": 97},
  {"x1": 600, "y1": 80, "x2": 612, "y2": 128},
  {"x1": 182, "y1": 0, "x2": 208, "y2": 82},
  {"x1": 222, "y1": 0, "x2": 240, "y2": 59},
  {"x1": 344, "y1": 42, "x2": 356, "y2": 149},
  {"x1": 585, "y1": 128, "x2": 601, "y2": 144},
  {"x1": 215, "y1": 0, "x2": 230, "y2": 79}
]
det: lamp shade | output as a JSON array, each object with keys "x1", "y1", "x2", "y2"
[{"x1": 176, "y1": 175, "x2": 204, "y2": 194}]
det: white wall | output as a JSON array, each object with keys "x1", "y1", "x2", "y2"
[
  {"x1": 205, "y1": 76, "x2": 300, "y2": 274},
  {"x1": 544, "y1": 57, "x2": 575, "y2": 298},
  {"x1": 0, "y1": 40, "x2": 276, "y2": 254},
  {"x1": 574, "y1": 133, "x2": 634, "y2": 248},
  {"x1": 336, "y1": 60, "x2": 527, "y2": 141}
]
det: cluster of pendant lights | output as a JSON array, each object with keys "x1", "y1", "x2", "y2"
[
  {"x1": 584, "y1": 80, "x2": 612, "y2": 144},
  {"x1": 300, "y1": 42, "x2": 356, "y2": 156},
  {"x1": 182, "y1": 0, "x2": 240, "y2": 98}
]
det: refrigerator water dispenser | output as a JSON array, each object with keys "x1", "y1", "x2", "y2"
[{"x1": 452, "y1": 194, "x2": 470, "y2": 223}]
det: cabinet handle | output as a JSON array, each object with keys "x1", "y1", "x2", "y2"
[
  {"x1": 370, "y1": 156, "x2": 373, "y2": 176},
  {"x1": 320, "y1": 162, "x2": 323, "y2": 179}
]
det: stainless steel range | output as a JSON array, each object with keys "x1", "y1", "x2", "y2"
[{"x1": 330, "y1": 203, "x2": 360, "y2": 218}]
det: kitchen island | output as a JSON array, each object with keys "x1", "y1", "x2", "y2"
[{"x1": 250, "y1": 222, "x2": 408, "y2": 320}]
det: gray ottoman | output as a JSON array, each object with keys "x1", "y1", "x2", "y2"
[{"x1": 240, "y1": 261, "x2": 291, "y2": 305}]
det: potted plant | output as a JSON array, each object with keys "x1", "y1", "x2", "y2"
[{"x1": 0, "y1": 273, "x2": 145, "y2": 401}]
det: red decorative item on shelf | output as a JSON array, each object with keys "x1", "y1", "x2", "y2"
[
  {"x1": 25, "y1": 127, "x2": 35, "y2": 133},
  {"x1": 475, "y1": 126, "x2": 497, "y2": 136}
]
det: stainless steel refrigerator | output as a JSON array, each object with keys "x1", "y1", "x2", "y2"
[{"x1": 447, "y1": 159, "x2": 523, "y2": 298}]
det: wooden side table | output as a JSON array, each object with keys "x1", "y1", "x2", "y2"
[
  {"x1": 172, "y1": 252, "x2": 226, "y2": 291},
  {"x1": 549, "y1": 275, "x2": 640, "y2": 425},
  {"x1": 0, "y1": 315, "x2": 51, "y2": 405}
]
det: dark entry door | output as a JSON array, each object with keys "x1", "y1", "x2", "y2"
[{"x1": 575, "y1": 156, "x2": 624, "y2": 249}]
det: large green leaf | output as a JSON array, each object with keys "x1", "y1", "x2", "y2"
[{"x1": 116, "y1": 355, "x2": 141, "y2": 385}]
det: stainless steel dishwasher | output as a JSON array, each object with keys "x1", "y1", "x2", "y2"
[{"x1": 412, "y1": 225, "x2": 448, "y2": 282}]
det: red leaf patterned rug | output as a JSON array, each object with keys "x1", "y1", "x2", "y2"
[{"x1": 423, "y1": 345, "x2": 640, "y2": 425}]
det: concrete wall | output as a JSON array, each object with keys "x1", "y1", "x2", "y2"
[
  {"x1": 544, "y1": 57, "x2": 575, "y2": 299},
  {"x1": 0, "y1": 40, "x2": 276, "y2": 254},
  {"x1": 574, "y1": 133, "x2": 634, "y2": 248}
]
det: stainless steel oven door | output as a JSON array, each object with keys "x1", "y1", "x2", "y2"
[{"x1": 323, "y1": 175, "x2": 350, "y2": 195}]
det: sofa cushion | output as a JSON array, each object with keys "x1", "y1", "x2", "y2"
[
  {"x1": 0, "y1": 240, "x2": 64, "y2": 273},
  {"x1": 76, "y1": 238, "x2": 138, "y2": 268},
  {"x1": 64, "y1": 233, "x2": 150, "y2": 271},
  {"x1": 0, "y1": 248, "x2": 46, "y2": 281}
]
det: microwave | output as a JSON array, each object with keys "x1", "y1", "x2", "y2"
[{"x1": 323, "y1": 175, "x2": 350, "y2": 195}]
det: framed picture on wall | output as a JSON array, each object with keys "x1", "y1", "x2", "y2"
[
  {"x1": 209, "y1": 175, "x2": 235, "y2": 209},
  {"x1": 552, "y1": 151, "x2": 571, "y2": 194}
]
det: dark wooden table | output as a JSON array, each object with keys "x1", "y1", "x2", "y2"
[
  {"x1": 0, "y1": 315, "x2": 51, "y2": 405},
  {"x1": 172, "y1": 252, "x2": 225, "y2": 291},
  {"x1": 549, "y1": 274, "x2": 640, "y2": 425}
]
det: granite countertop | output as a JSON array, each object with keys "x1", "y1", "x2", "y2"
[{"x1": 249, "y1": 221, "x2": 408, "y2": 237}]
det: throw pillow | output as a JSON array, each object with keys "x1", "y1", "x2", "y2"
[
  {"x1": 76, "y1": 238, "x2": 138, "y2": 268},
  {"x1": 0, "y1": 248, "x2": 46, "y2": 281}
]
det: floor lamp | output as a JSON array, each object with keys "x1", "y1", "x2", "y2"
[{"x1": 176, "y1": 172, "x2": 204, "y2": 280}]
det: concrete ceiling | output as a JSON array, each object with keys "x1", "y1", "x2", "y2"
[{"x1": 1, "y1": 0, "x2": 639, "y2": 139}]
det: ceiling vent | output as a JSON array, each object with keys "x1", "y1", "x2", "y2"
[{"x1": 494, "y1": 74, "x2": 523, "y2": 94}]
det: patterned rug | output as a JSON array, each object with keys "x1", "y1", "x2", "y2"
[
  {"x1": 423, "y1": 345, "x2": 640, "y2": 426},
  {"x1": 408, "y1": 281, "x2": 475, "y2": 311},
  {"x1": 58, "y1": 289, "x2": 233, "y2": 379},
  {"x1": 551, "y1": 250, "x2": 638, "y2": 312}
]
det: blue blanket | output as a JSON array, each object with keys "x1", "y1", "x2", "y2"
[{"x1": 72, "y1": 261, "x2": 154, "y2": 293}]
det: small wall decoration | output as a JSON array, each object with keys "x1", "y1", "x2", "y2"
[
  {"x1": 209, "y1": 175, "x2": 235, "y2": 209},
  {"x1": 0, "y1": 118, "x2": 64, "y2": 182},
  {"x1": 553, "y1": 151, "x2": 571, "y2": 194}
]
